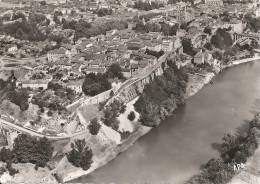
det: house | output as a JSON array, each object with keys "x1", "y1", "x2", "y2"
[
  {"x1": 222, "y1": 21, "x2": 245, "y2": 34},
  {"x1": 82, "y1": 66, "x2": 106, "y2": 74},
  {"x1": 88, "y1": 1, "x2": 99, "y2": 10},
  {"x1": 67, "y1": 80, "x2": 83, "y2": 94},
  {"x1": 194, "y1": 50, "x2": 205, "y2": 65},
  {"x1": 7, "y1": 45, "x2": 18, "y2": 55},
  {"x1": 173, "y1": 37, "x2": 183, "y2": 51},
  {"x1": 47, "y1": 47, "x2": 67, "y2": 62},
  {"x1": 18, "y1": 80, "x2": 50, "y2": 89},
  {"x1": 204, "y1": 52, "x2": 214, "y2": 65},
  {"x1": 161, "y1": 38, "x2": 174, "y2": 52},
  {"x1": 126, "y1": 38, "x2": 144, "y2": 50}
]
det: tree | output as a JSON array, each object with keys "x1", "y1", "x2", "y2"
[
  {"x1": 8, "y1": 89, "x2": 29, "y2": 111},
  {"x1": 182, "y1": 38, "x2": 196, "y2": 56},
  {"x1": 211, "y1": 28, "x2": 232, "y2": 50},
  {"x1": 106, "y1": 63, "x2": 125, "y2": 80},
  {"x1": 204, "y1": 27, "x2": 212, "y2": 35},
  {"x1": 128, "y1": 111, "x2": 136, "y2": 121},
  {"x1": 82, "y1": 73, "x2": 111, "y2": 96},
  {"x1": 88, "y1": 118, "x2": 101, "y2": 135},
  {"x1": 102, "y1": 99, "x2": 125, "y2": 130},
  {"x1": 40, "y1": 1, "x2": 46, "y2": 6},
  {"x1": 6, "y1": 162, "x2": 19, "y2": 176},
  {"x1": 0, "y1": 147, "x2": 13, "y2": 162},
  {"x1": 66, "y1": 139, "x2": 93, "y2": 170},
  {"x1": 145, "y1": 49, "x2": 164, "y2": 58},
  {"x1": 12, "y1": 134, "x2": 53, "y2": 168}
]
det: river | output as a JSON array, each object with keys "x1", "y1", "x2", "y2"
[{"x1": 74, "y1": 61, "x2": 260, "y2": 184}]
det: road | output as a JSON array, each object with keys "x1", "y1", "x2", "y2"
[{"x1": 0, "y1": 118, "x2": 70, "y2": 140}]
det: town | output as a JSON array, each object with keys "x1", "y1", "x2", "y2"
[{"x1": 0, "y1": 0, "x2": 260, "y2": 183}]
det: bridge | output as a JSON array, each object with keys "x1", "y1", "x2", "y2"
[{"x1": 233, "y1": 33, "x2": 260, "y2": 47}]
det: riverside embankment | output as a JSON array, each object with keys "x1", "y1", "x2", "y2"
[{"x1": 73, "y1": 56, "x2": 260, "y2": 184}]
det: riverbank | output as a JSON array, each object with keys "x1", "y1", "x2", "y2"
[
  {"x1": 228, "y1": 143, "x2": 260, "y2": 184},
  {"x1": 2, "y1": 56, "x2": 259, "y2": 184},
  {"x1": 224, "y1": 56, "x2": 260, "y2": 69},
  {"x1": 62, "y1": 56, "x2": 260, "y2": 183}
]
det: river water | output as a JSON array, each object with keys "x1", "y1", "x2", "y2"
[{"x1": 75, "y1": 61, "x2": 260, "y2": 184}]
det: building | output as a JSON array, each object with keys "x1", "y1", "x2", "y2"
[
  {"x1": 194, "y1": 50, "x2": 205, "y2": 65},
  {"x1": 47, "y1": 47, "x2": 67, "y2": 62},
  {"x1": 7, "y1": 45, "x2": 18, "y2": 55},
  {"x1": 17, "y1": 80, "x2": 50, "y2": 89},
  {"x1": 82, "y1": 67, "x2": 106, "y2": 74},
  {"x1": 126, "y1": 38, "x2": 144, "y2": 50},
  {"x1": 176, "y1": 5, "x2": 194, "y2": 23},
  {"x1": 255, "y1": 3, "x2": 260, "y2": 17},
  {"x1": 67, "y1": 80, "x2": 84, "y2": 94},
  {"x1": 161, "y1": 39, "x2": 174, "y2": 52}
]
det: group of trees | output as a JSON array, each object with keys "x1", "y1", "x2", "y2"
[
  {"x1": 182, "y1": 38, "x2": 197, "y2": 56},
  {"x1": 47, "y1": 81, "x2": 76, "y2": 102},
  {"x1": 244, "y1": 13, "x2": 260, "y2": 33},
  {"x1": 82, "y1": 63, "x2": 125, "y2": 96},
  {"x1": 219, "y1": 11, "x2": 231, "y2": 22},
  {"x1": 61, "y1": 18, "x2": 128, "y2": 40},
  {"x1": 66, "y1": 139, "x2": 93, "y2": 170},
  {"x1": 211, "y1": 28, "x2": 233, "y2": 50},
  {"x1": 31, "y1": 81, "x2": 76, "y2": 114},
  {"x1": 0, "y1": 134, "x2": 53, "y2": 175},
  {"x1": 31, "y1": 90, "x2": 67, "y2": 113},
  {"x1": 186, "y1": 117, "x2": 260, "y2": 184},
  {"x1": 133, "y1": 19, "x2": 178, "y2": 36},
  {"x1": 8, "y1": 88, "x2": 30, "y2": 111},
  {"x1": 133, "y1": 1, "x2": 164, "y2": 11},
  {"x1": 94, "y1": 8, "x2": 113, "y2": 17},
  {"x1": 134, "y1": 60, "x2": 188, "y2": 127},
  {"x1": 145, "y1": 49, "x2": 164, "y2": 59},
  {"x1": 0, "y1": 72, "x2": 29, "y2": 111},
  {"x1": 102, "y1": 99, "x2": 126, "y2": 131},
  {"x1": 82, "y1": 73, "x2": 111, "y2": 96},
  {"x1": 0, "y1": 11, "x2": 49, "y2": 41}
]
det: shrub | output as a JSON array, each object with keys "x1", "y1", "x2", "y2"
[
  {"x1": 127, "y1": 111, "x2": 136, "y2": 121},
  {"x1": 47, "y1": 110, "x2": 53, "y2": 116},
  {"x1": 66, "y1": 139, "x2": 93, "y2": 170},
  {"x1": 120, "y1": 131, "x2": 131, "y2": 140},
  {"x1": 88, "y1": 118, "x2": 101, "y2": 135},
  {"x1": 6, "y1": 162, "x2": 19, "y2": 176},
  {"x1": 102, "y1": 99, "x2": 125, "y2": 131}
]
